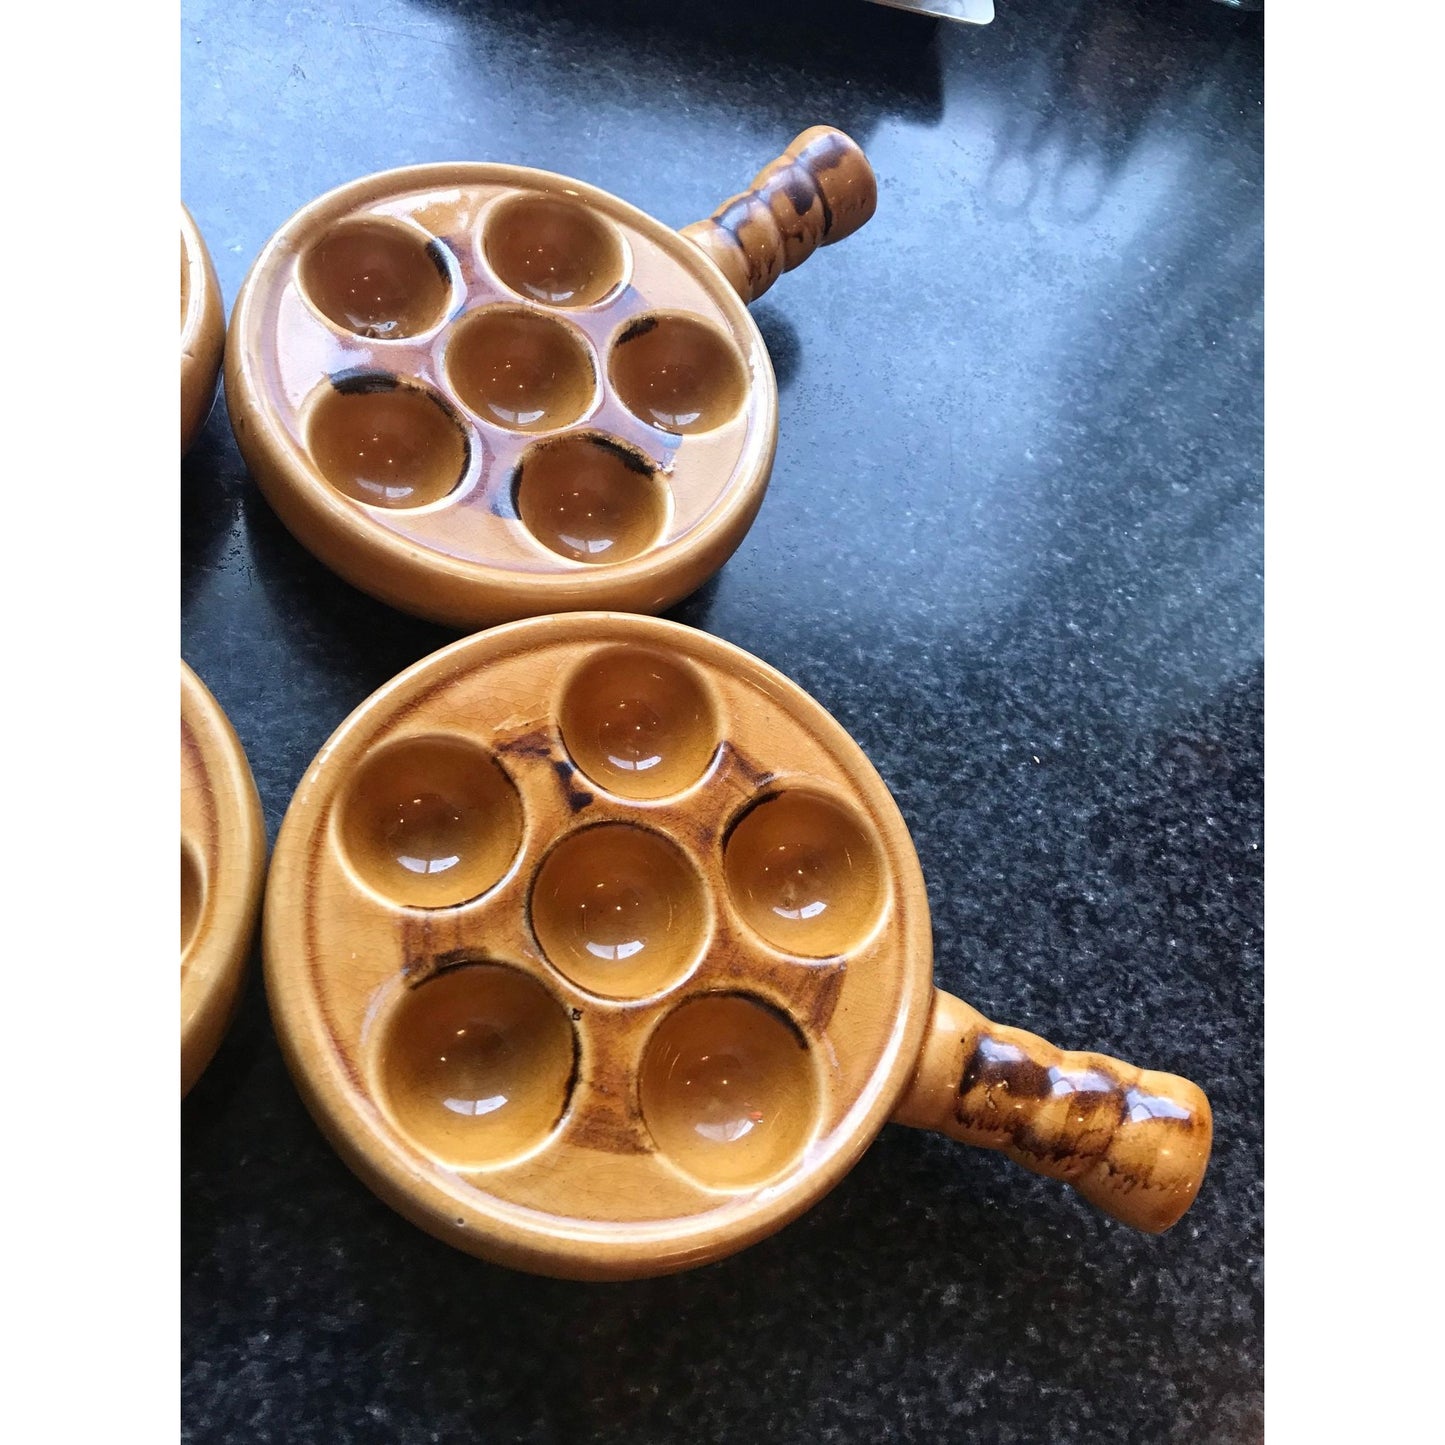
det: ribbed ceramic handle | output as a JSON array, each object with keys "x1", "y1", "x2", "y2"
[
  {"x1": 681, "y1": 125, "x2": 878, "y2": 303},
  {"x1": 892, "y1": 990, "x2": 1213, "y2": 1234}
]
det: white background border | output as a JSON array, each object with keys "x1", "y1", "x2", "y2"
[{"x1": 6, "y1": 0, "x2": 1441, "y2": 1435}]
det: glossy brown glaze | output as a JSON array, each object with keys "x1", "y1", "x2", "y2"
[
  {"x1": 225, "y1": 130, "x2": 873, "y2": 628},
  {"x1": 892, "y1": 991, "x2": 1211, "y2": 1234},
  {"x1": 681, "y1": 126, "x2": 878, "y2": 303},
  {"x1": 181, "y1": 204, "x2": 226, "y2": 455},
  {"x1": 264, "y1": 615, "x2": 1212, "y2": 1279},
  {"x1": 265, "y1": 614, "x2": 932, "y2": 1279},
  {"x1": 181, "y1": 662, "x2": 267, "y2": 1096}
]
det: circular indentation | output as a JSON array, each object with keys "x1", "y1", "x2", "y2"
[
  {"x1": 298, "y1": 219, "x2": 452, "y2": 339},
  {"x1": 610, "y1": 313, "x2": 749, "y2": 435},
  {"x1": 446, "y1": 307, "x2": 596, "y2": 432},
  {"x1": 558, "y1": 647, "x2": 719, "y2": 799},
  {"x1": 379, "y1": 963, "x2": 577, "y2": 1168},
  {"x1": 181, "y1": 842, "x2": 204, "y2": 955},
  {"x1": 514, "y1": 434, "x2": 666, "y2": 565},
  {"x1": 724, "y1": 790, "x2": 886, "y2": 958},
  {"x1": 339, "y1": 736, "x2": 523, "y2": 907},
  {"x1": 531, "y1": 825, "x2": 707, "y2": 998},
  {"x1": 308, "y1": 379, "x2": 469, "y2": 509},
  {"x1": 640, "y1": 994, "x2": 819, "y2": 1190},
  {"x1": 483, "y1": 194, "x2": 626, "y2": 307}
]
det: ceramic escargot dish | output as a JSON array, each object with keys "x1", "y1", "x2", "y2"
[{"x1": 263, "y1": 614, "x2": 1213, "y2": 1280}]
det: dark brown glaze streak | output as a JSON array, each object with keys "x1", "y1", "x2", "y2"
[
  {"x1": 330, "y1": 368, "x2": 400, "y2": 395},
  {"x1": 617, "y1": 314, "x2": 659, "y2": 345},
  {"x1": 681, "y1": 126, "x2": 877, "y2": 304},
  {"x1": 949, "y1": 1019, "x2": 1210, "y2": 1219},
  {"x1": 423, "y1": 236, "x2": 452, "y2": 284}
]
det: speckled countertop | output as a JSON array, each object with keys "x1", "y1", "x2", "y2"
[{"x1": 182, "y1": 1, "x2": 1263, "y2": 1439}]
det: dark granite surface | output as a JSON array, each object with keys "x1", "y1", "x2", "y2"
[{"x1": 182, "y1": 1, "x2": 1263, "y2": 1439}]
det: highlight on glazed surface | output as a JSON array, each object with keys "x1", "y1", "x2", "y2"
[
  {"x1": 482, "y1": 192, "x2": 628, "y2": 306},
  {"x1": 181, "y1": 662, "x2": 267, "y2": 1097},
  {"x1": 608, "y1": 312, "x2": 749, "y2": 434},
  {"x1": 376, "y1": 961, "x2": 578, "y2": 1168},
  {"x1": 723, "y1": 787, "x2": 887, "y2": 958},
  {"x1": 181, "y1": 203, "x2": 226, "y2": 455},
  {"x1": 445, "y1": 306, "x2": 598, "y2": 432},
  {"x1": 225, "y1": 163, "x2": 780, "y2": 628},
  {"x1": 225, "y1": 129, "x2": 877, "y2": 628},
  {"x1": 337, "y1": 734, "x2": 525, "y2": 907},
  {"x1": 639, "y1": 993, "x2": 821, "y2": 1190},
  {"x1": 680, "y1": 125, "x2": 878, "y2": 304},
  {"x1": 512, "y1": 433, "x2": 668, "y2": 564},
  {"x1": 263, "y1": 614, "x2": 931, "y2": 1279},
  {"x1": 556, "y1": 645, "x2": 721, "y2": 799},
  {"x1": 530, "y1": 823, "x2": 709, "y2": 998},
  {"x1": 894, "y1": 991, "x2": 1213, "y2": 1234},
  {"x1": 306, "y1": 376, "x2": 471, "y2": 509},
  {"x1": 298, "y1": 217, "x2": 456, "y2": 338},
  {"x1": 264, "y1": 614, "x2": 1213, "y2": 1279}
]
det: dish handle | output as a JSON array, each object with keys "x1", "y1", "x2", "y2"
[
  {"x1": 681, "y1": 126, "x2": 877, "y2": 304},
  {"x1": 891, "y1": 988, "x2": 1214, "y2": 1234}
]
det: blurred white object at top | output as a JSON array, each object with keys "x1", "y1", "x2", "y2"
[
  {"x1": 866, "y1": 0, "x2": 995, "y2": 20},
  {"x1": 864, "y1": 0, "x2": 1260, "y2": 20}
]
